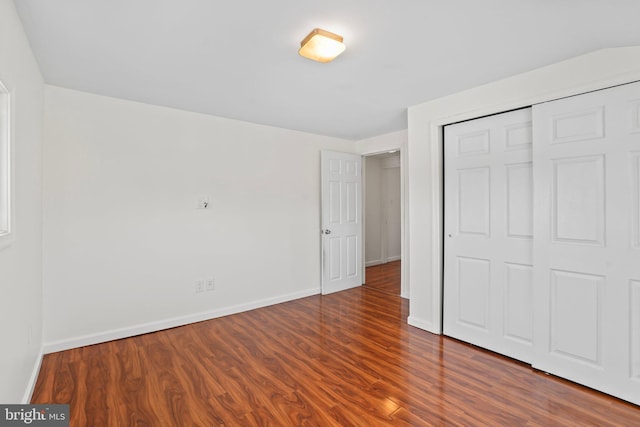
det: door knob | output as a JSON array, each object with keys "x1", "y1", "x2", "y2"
[{"x1": 323, "y1": 229, "x2": 332, "y2": 235}]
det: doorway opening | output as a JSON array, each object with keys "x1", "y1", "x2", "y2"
[{"x1": 363, "y1": 151, "x2": 402, "y2": 296}]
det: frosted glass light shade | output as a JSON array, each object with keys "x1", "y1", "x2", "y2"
[{"x1": 298, "y1": 28, "x2": 345, "y2": 63}]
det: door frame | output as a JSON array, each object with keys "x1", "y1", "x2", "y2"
[
  {"x1": 359, "y1": 142, "x2": 408, "y2": 299},
  {"x1": 363, "y1": 153, "x2": 401, "y2": 267},
  {"x1": 407, "y1": 47, "x2": 640, "y2": 334}
]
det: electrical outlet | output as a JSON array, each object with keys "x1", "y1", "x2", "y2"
[
  {"x1": 205, "y1": 278, "x2": 215, "y2": 291},
  {"x1": 195, "y1": 280, "x2": 205, "y2": 293}
]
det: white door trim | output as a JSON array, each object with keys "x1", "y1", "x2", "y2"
[{"x1": 407, "y1": 47, "x2": 640, "y2": 334}]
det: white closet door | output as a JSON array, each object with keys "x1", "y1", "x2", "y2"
[
  {"x1": 533, "y1": 81, "x2": 640, "y2": 405},
  {"x1": 444, "y1": 108, "x2": 534, "y2": 363}
]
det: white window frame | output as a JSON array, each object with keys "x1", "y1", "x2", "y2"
[{"x1": 0, "y1": 79, "x2": 12, "y2": 248}]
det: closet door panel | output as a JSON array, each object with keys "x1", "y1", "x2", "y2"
[
  {"x1": 533, "y1": 80, "x2": 640, "y2": 406},
  {"x1": 444, "y1": 108, "x2": 533, "y2": 363}
]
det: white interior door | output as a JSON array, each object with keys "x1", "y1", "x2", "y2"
[
  {"x1": 444, "y1": 108, "x2": 534, "y2": 363},
  {"x1": 532, "y1": 81, "x2": 640, "y2": 405},
  {"x1": 321, "y1": 150, "x2": 363, "y2": 295}
]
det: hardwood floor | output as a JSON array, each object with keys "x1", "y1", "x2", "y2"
[
  {"x1": 364, "y1": 260, "x2": 401, "y2": 295},
  {"x1": 32, "y1": 288, "x2": 639, "y2": 426}
]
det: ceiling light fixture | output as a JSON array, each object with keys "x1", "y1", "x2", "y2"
[{"x1": 298, "y1": 28, "x2": 345, "y2": 63}]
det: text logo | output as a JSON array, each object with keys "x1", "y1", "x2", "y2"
[{"x1": 0, "y1": 405, "x2": 68, "y2": 426}]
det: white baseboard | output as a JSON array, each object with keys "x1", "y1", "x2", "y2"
[
  {"x1": 387, "y1": 255, "x2": 401, "y2": 262},
  {"x1": 43, "y1": 287, "x2": 320, "y2": 354},
  {"x1": 407, "y1": 316, "x2": 440, "y2": 335},
  {"x1": 22, "y1": 347, "x2": 44, "y2": 403}
]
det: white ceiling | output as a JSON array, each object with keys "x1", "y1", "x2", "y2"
[{"x1": 13, "y1": 0, "x2": 640, "y2": 140}]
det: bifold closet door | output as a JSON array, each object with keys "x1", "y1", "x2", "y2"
[
  {"x1": 444, "y1": 108, "x2": 534, "y2": 363},
  {"x1": 532, "y1": 81, "x2": 640, "y2": 405}
]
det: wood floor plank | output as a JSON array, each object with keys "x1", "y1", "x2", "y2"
[
  {"x1": 32, "y1": 264, "x2": 639, "y2": 426},
  {"x1": 364, "y1": 260, "x2": 401, "y2": 295}
]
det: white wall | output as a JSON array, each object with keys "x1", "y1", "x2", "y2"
[
  {"x1": 407, "y1": 47, "x2": 640, "y2": 333},
  {"x1": 364, "y1": 156, "x2": 382, "y2": 264},
  {"x1": 0, "y1": 0, "x2": 45, "y2": 403},
  {"x1": 42, "y1": 86, "x2": 353, "y2": 351},
  {"x1": 382, "y1": 161, "x2": 401, "y2": 261}
]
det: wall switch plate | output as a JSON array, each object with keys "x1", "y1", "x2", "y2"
[
  {"x1": 205, "y1": 278, "x2": 215, "y2": 291},
  {"x1": 195, "y1": 280, "x2": 205, "y2": 293}
]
